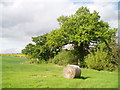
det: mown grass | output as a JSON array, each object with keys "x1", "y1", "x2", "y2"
[{"x1": 2, "y1": 56, "x2": 118, "y2": 88}]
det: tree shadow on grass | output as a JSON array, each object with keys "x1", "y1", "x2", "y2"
[{"x1": 74, "y1": 76, "x2": 91, "y2": 80}]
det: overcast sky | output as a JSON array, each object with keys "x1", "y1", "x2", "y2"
[{"x1": 0, "y1": 0, "x2": 119, "y2": 53}]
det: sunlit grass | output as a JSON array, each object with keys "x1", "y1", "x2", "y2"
[{"x1": 2, "y1": 56, "x2": 118, "y2": 88}]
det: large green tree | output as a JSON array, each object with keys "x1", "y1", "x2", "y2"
[
  {"x1": 22, "y1": 7, "x2": 117, "y2": 66},
  {"x1": 46, "y1": 7, "x2": 117, "y2": 67}
]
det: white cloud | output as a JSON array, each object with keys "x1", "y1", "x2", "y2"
[
  {"x1": 0, "y1": 0, "x2": 118, "y2": 53},
  {"x1": 0, "y1": 48, "x2": 22, "y2": 54},
  {"x1": 85, "y1": 1, "x2": 118, "y2": 28},
  {"x1": 1, "y1": 0, "x2": 79, "y2": 53}
]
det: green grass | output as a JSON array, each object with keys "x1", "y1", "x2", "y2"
[{"x1": 2, "y1": 56, "x2": 118, "y2": 88}]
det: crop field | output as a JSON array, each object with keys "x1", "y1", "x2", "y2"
[
  {"x1": 2, "y1": 56, "x2": 118, "y2": 88},
  {"x1": 0, "y1": 54, "x2": 26, "y2": 57}
]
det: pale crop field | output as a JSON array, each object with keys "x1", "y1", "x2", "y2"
[{"x1": 0, "y1": 54, "x2": 26, "y2": 57}]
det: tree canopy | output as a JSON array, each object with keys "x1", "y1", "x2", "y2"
[{"x1": 22, "y1": 6, "x2": 118, "y2": 68}]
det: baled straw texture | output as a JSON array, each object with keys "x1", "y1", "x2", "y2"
[{"x1": 63, "y1": 65, "x2": 81, "y2": 79}]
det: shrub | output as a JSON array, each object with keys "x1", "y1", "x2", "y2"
[
  {"x1": 109, "y1": 40, "x2": 120, "y2": 69},
  {"x1": 50, "y1": 50, "x2": 78, "y2": 65},
  {"x1": 85, "y1": 46, "x2": 117, "y2": 71}
]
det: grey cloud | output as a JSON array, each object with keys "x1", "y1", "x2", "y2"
[
  {"x1": 1, "y1": 0, "x2": 79, "y2": 53},
  {"x1": 2, "y1": 15, "x2": 33, "y2": 28},
  {"x1": 1, "y1": 0, "x2": 118, "y2": 53},
  {"x1": 1, "y1": 0, "x2": 77, "y2": 41},
  {"x1": 0, "y1": 0, "x2": 14, "y2": 6}
]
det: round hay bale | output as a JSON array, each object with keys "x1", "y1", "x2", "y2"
[{"x1": 63, "y1": 65, "x2": 81, "y2": 79}]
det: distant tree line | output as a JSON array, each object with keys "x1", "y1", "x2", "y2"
[{"x1": 22, "y1": 7, "x2": 119, "y2": 71}]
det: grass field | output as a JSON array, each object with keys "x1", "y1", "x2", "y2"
[{"x1": 2, "y1": 56, "x2": 118, "y2": 88}]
